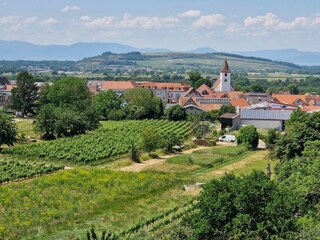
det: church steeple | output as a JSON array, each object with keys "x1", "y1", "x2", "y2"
[{"x1": 220, "y1": 58, "x2": 230, "y2": 73}]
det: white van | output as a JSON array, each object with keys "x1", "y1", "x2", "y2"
[{"x1": 218, "y1": 135, "x2": 236, "y2": 142}]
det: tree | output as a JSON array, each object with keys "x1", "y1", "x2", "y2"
[
  {"x1": 35, "y1": 104, "x2": 56, "y2": 139},
  {"x1": 188, "y1": 71, "x2": 202, "y2": 85},
  {"x1": 35, "y1": 77, "x2": 100, "y2": 138},
  {"x1": 11, "y1": 72, "x2": 38, "y2": 115},
  {"x1": 250, "y1": 83, "x2": 264, "y2": 93},
  {"x1": 45, "y1": 76, "x2": 91, "y2": 111},
  {"x1": 275, "y1": 111, "x2": 320, "y2": 161},
  {"x1": 162, "y1": 132, "x2": 182, "y2": 152},
  {"x1": 186, "y1": 171, "x2": 299, "y2": 240},
  {"x1": 193, "y1": 78, "x2": 213, "y2": 89},
  {"x1": 265, "y1": 128, "x2": 279, "y2": 149},
  {"x1": 140, "y1": 128, "x2": 162, "y2": 153},
  {"x1": 167, "y1": 105, "x2": 187, "y2": 121},
  {"x1": 108, "y1": 109, "x2": 126, "y2": 121},
  {"x1": 0, "y1": 111, "x2": 18, "y2": 148},
  {"x1": 237, "y1": 125, "x2": 259, "y2": 149},
  {"x1": 218, "y1": 104, "x2": 236, "y2": 116},
  {"x1": 188, "y1": 71, "x2": 212, "y2": 89},
  {"x1": 288, "y1": 84, "x2": 299, "y2": 94},
  {"x1": 123, "y1": 88, "x2": 163, "y2": 119},
  {"x1": 93, "y1": 90, "x2": 122, "y2": 120}
]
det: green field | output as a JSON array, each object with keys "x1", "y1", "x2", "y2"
[{"x1": 0, "y1": 120, "x2": 277, "y2": 239}]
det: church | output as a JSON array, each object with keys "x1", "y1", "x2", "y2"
[
  {"x1": 212, "y1": 59, "x2": 234, "y2": 92},
  {"x1": 178, "y1": 59, "x2": 248, "y2": 114}
]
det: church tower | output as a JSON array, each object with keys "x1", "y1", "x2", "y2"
[{"x1": 219, "y1": 59, "x2": 231, "y2": 92}]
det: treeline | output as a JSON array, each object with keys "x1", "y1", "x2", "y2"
[
  {"x1": 233, "y1": 73, "x2": 320, "y2": 94},
  {"x1": 5, "y1": 72, "x2": 195, "y2": 140}
]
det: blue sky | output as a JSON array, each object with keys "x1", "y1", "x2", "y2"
[{"x1": 1, "y1": 0, "x2": 320, "y2": 51}]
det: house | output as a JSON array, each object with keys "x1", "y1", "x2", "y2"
[
  {"x1": 219, "y1": 113, "x2": 241, "y2": 130},
  {"x1": 140, "y1": 82, "x2": 190, "y2": 103},
  {"x1": 100, "y1": 81, "x2": 137, "y2": 96},
  {"x1": 244, "y1": 92, "x2": 272, "y2": 105},
  {"x1": 240, "y1": 109, "x2": 293, "y2": 131}
]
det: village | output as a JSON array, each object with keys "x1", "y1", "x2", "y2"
[{"x1": 2, "y1": 59, "x2": 319, "y2": 131}]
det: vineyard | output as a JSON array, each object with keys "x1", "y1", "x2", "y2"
[
  {"x1": 81, "y1": 199, "x2": 196, "y2": 239},
  {"x1": 0, "y1": 159, "x2": 63, "y2": 183},
  {"x1": 3, "y1": 120, "x2": 194, "y2": 164}
]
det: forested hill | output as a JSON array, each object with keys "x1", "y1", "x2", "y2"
[
  {"x1": 1, "y1": 51, "x2": 318, "y2": 74},
  {"x1": 75, "y1": 51, "x2": 304, "y2": 72}
]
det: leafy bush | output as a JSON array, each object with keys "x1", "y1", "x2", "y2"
[{"x1": 237, "y1": 125, "x2": 259, "y2": 149}]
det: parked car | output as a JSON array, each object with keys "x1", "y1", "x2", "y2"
[{"x1": 218, "y1": 135, "x2": 236, "y2": 142}]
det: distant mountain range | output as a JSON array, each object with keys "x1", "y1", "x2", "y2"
[
  {"x1": 236, "y1": 49, "x2": 320, "y2": 66},
  {"x1": 0, "y1": 40, "x2": 319, "y2": 65}
]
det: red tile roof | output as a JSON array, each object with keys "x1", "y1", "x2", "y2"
[
  {"x1": 101, "y1": 81, "x2": 137, "y2": 90},
  {"x1": 272, "y1": 94, "x2": 308, "y2": 105},
  {"x1": 230, "y1": 98, "x2": 249, "y2": 108}
]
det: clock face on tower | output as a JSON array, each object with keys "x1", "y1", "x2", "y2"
[{"x1": 224, "y1": 79, "x2": 228, "y2": 82}]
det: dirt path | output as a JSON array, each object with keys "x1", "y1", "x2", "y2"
[{"x1": 119, "y1": 146, "x2": 213, "y2": 172}]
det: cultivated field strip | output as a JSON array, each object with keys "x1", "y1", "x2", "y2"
[
  {"x1": 0, "y1": 159, "x2": 63, "y2": 184},
  {"x1": 3, "y1": 120, "x2": 194, "y2": 164}
]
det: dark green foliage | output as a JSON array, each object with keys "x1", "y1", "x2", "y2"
[
  {"x1": 123, "y1": 88, "x2": 164, "y2": 119},
  {"x1": 45, "y1": 76, "x2": 91, "y2": 111},
  {"x1": 0, "y1": 111, "x2": 17, "y2": 147},
  {"x1": 162, "y1": 132, "x2": 182, "y2": 152},
  {"x1": 10, "y1": 71, "x2": 38, "y2": 115},
  {"x1": 35, "y1": 104, "x2": 56, "y2": 139},
  {"x1": 167, "y1": 105, "x2": 187, "y2": 121},
  {"x1": 107, "y1": 109, "x2": 126, "y2": 121},
  {"x1": 275, "y1": 110, "x2": 320, "y2": 161},
  {"x1": 129, "y1": 142, "x2": 141, "y2": 162},
  {"x1": 218, "y1": 104, "x2": 236, "y2": 116},
  {"x1": 186, "y1": 171, "x2": 299, "y2": 240},
  {"x1": 237, "y1": 125, "x2": 259, "y2": 149},
  {"x1": 35, "y1": 76, "x2": 100, "y2": 138},
  {"x1": 265, "y1": 128, "x2": 279, "y2": 149},
  {"x1": 188, "y1": 71, "x2": 212, "y2": 89},
  {"x1": 140, "y1": 128, "x2": 162, "y2": 153},
  {"x1": 288, "y1": 84, "x2": 300, "y2": 94},
  {"x1": 93, "y1": 90, "x2": 122, "y2": 120},
  {"x1": 0, "y1": 159, "x2": 63, "y2": 183}
]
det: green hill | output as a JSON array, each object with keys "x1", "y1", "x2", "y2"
[{"x1": 76, "y1": 51, "x2": 302, "y2": 73}]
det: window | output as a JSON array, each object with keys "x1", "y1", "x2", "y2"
[{"x1": 225, "y1": 73, "x2": 227, "y2": 77}]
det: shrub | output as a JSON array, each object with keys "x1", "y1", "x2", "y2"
[{"x1": 237, "y1": 125, "x2": 259, "y2": 149}]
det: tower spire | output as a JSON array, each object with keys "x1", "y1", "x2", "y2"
[{"x1": 220, "y1": 58, "x2": 230, "y2": 73}]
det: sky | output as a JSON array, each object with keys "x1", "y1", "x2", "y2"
[{"x1": 1, "y1": 0, "x2": 320, "y2": 51}]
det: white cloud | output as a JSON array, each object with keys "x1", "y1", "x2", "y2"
[
  {"x1": 192, "y1": 14, "x2": 226, "y2": 28},
  {"x1": 80, "y1": 16, "x2": 115, "y2": 28},
  {"x1": 118, "y1": 13, "x2": 179, "y2": 29},
  {"x1": 24, "y1": 17, "x2": 39, "y2": 25},
  {"x1": 0, "y1": 15, "x2": 19, "y2": 25},
  {"x1": 244, "y1": 12, "x2": 320, "y2": 31},
  {"x1": 80, "y1": 14, "x2": 179, "y2": 29},
  {"x1": 180, "y1": 10, "x2": 201, "y2": 18},
  {"x1": 41, "y1": 18, "x2": 58, "y2": 26},
  {"x1": 60, "y1": 5, "x2": 80, "y2": 13}
]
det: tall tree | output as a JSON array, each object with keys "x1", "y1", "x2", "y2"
[
  {"x1": 0, "y1": 111, "x2": 18, "y2": 148},
  {"x1": 11, "y1": 72, "x2": 38, "y2": 115},
  {"x1": 123, "y1": 88, "x2": 163, "y2": 119},
  {"x1": 93, "y1": 90, "x2": 122, "y2": 120}
]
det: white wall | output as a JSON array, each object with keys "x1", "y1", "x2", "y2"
[{"x1": 241, "y1": 119, "x2": 283, "y2": 130}]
